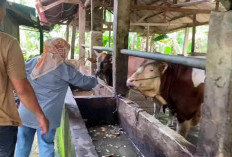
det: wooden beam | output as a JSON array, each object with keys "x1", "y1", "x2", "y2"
[
  {"x1": 90, "y1": 0, "x2": 103, "y2": 74},
  {"x1": 71, "y1": 24, "x2": 76, "y2": 59},
  {"x1": 137, "y1": 12, "x2": 152, "y2": 23},
  {"x1": 84, "y1": 0, "x2": 91, "y2": 8},
  {"x1": 196, "y1": 11, "x2": 232, "y2": 156},
  {"x1": 191, "y1": 14, "x2": 196, "y2": 56},
  {"x1": 146, "y1": 26, "x2": 150, "y2": 52},
  {"x1": 79, "y1": 6, "x2": 86, "y2": 65},
  {"x1": 131, "y1": 5, "x2": 212, "y2": 14},
  {"x1": 219, "y1": 0, "x2": 232, "y2": 10},
  {"x1": 113, "y1": 0, "x2": 131, "y2": 96},
  {"x1": 169, "y1": 13, "x2": 194, "y2": 22},
  {"x1": 136, "y1": 2, "x2": 165, "y2": 23},
  {"x1": 215, "y1": 0, "x2": 220, "y2": 11},
  {"x1": 39, "y1": 27, "x2": 44, "y2": 55},
  {"x1": 171, "y1": 0, "x2": 209, "y2": 7},
  {"x1": 168, "y1": 21, "x2": 208, "y2": 32},
  {"x1": 173, "y1": 0, "x2": 178, "y2": 4},
  {"x1": 131, "y1": 22, "x2": 185, "y2": 26},
  {"x1": 66, "y1": 25, "x2": 69, "y2": 42},
  {"x1": 182, "y1": 27, "x2": 190, "y2": 55}
]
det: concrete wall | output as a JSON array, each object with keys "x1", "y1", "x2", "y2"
[{"x1": 57, "y1": 89, "x2": 97, "y2": 157}]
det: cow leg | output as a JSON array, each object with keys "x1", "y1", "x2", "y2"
[
  {"x1": 176, "y1": 120, "x2": 192, "y2": 138},
  {"x1": 155, "y1": 95, "x2": 167, "y2": 105},
  {"x1": 191, "y1": 106, "x2": 202, "y2": 126},
  {"x1": 167, "y1": 112, "x2": 175, "y2": 127}
]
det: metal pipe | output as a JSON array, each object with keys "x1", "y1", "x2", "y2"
[
  {"x1": 93, "y1": 46, "x2": 113, "y2": 52},
  {"x1": 121, "y1": 49, "x2": 206, "y2": 69}
]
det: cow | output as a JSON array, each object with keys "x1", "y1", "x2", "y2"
[
  {"x1": 88, "y1": 52, "x2": 168, "y2": 116},
  {"x1": 88, "y1": 51, "x2": 147, "y2": 86},
  {"x1": 126, "y1": 61, "x2": 205, "y2": 138}
]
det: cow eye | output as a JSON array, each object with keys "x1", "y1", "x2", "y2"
[{"x1": 150, "y1": 69, "x2": 154, "y2": 72}]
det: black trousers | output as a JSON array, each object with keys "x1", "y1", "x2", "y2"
[{"x1": 0, "y1": 126, "x2": 18, "y2": 157}]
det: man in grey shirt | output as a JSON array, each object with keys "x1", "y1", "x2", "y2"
[{"x1": 15, "y1": 38, "x2": 97, "y2": 157}]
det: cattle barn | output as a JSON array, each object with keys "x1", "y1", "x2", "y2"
[{"x1": 9, "y1": 0, "x2": 232, "y2": 156}]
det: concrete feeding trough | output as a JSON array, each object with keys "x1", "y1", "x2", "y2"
[{"x1": 59, "y1": 82, "x2": 196, "y2": 157}]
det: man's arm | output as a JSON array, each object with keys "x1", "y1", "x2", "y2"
[{"x1": 11, "y1": 78, "x2": 49, "y2": 134}]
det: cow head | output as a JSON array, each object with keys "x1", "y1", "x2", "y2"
[
  {"x1": 88, "y1": 51, "x2": 112, "y2": 86},
  {"x1": 127, "y1": 61, "x2": 168, "y2": 99}
]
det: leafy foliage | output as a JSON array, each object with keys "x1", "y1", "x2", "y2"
[{"x1": 154, "y1": 34, "x2": 168, "y2": 42}]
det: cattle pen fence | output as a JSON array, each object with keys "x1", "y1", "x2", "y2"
[
  {"x1": 93, "y1": 46, "x2": 113, "y2": 52},
  {"x1": 91, "y1": 46, "x2": 206, "y2": 70},
  {"x1": 121, "y1": 49, "x2": 206, "y2": 70}
]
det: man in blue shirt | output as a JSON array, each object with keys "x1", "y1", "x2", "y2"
[{"x1": 15, "y1": 38, "x2": 98, "y2": 157}]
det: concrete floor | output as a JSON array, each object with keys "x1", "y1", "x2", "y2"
[{"x1": 88, "y1": 124, "x2": 142, "y2": 157}]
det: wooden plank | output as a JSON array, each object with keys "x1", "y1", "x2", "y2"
[
  {"x1": 113, "y1": 0, "x2": 131, "y2": 96},
  {"x1": 146, "y1": 26, "x2": 150, "y2": 52},
  {"x1": 219, "y1": 0, "x2": 232, "y2": 10},
  {"x1": 171, "y1": 0, "x2": 209, "y2": 7},
  {"x1": 173, "y1": 0, "x2": 178, "y2": 4},
  {"x1": 39, "y1": 26, "x2": 44, "y2": 54},
  {"x1": 168, "y1": 21, "x2": 208, "y2": 32},
  {"x1": 90, "y1": 0, "x2": 103, "y2": 74},
  {"x1": 79, "y1": 6, "x2": 86, "y2": 65},
  {"x1": 215, "y1": 0, "x2": 220, "y2": 11},
  {"x1": 131, "y1": 22, "x2": 185, "y2": 26},
  {"x1": 182, "y1": 27, "x2": 190, "y2": 55},
  {"x1": 66, "y1": 25, "x2": 69, "y2": 42},
  {"x1": 191, "y1": 14, "x2": 196, "y2": 56},
  {"x1": 196, "y1": 11, "x2": 232, "y2": 156},
  {"x1": 71, "y1": 24, "x2": 76, "y2": 59},
  {"x1": 131, "y1": 5, "x2": 212, "y2": 14}
]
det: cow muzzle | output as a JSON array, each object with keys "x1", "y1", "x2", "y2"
[{"x1": 127, "y1": 79, "x2": 136, "y2": 88}]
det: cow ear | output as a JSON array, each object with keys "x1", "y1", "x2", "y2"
[
  {"x1": 109, "y1": 57, "x2": 113, "y2": 64},
  {"x1": 159, "y1": 62, "x2": 168, "y2": 74},
  {"x1": 87, "y1": 57, "x2": 97, "y2": 63},
  {"x1": 93, "y1": 50, "x2": 101, "y2": 56}
]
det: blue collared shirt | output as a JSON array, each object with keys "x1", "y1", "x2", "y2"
[{"x1": 18, "y1": 57, "x2": 97, "y2": 130}]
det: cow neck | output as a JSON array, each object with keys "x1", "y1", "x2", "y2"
[{"x1": 160, "y1": 63, "x2": 179, "y2": 105}]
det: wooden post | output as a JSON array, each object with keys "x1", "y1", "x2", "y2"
[
  {"x1": 196, "y1": 11, "x2": 232, "y2": 157},
  {"x1": 132, "y1": 33, "x2": 136, "y2": 50},
  {"x1": 113, "y1": 0, "x2": 131, "y2": 96},
  {"x1": 150, "y1": 34, "x2": 155, "y2": 52},
  {"x1": 146, "y1": 26, "x2": 150, "y2": 52},
  {"x1": 109, "y1": 30, "x2": 111, "y2": 47},
  {"x1": 90, "y1": 0, "x2": 103, "y2": 74},
  {"x1": 39, "y1": 27, "x2": 44, "y2": 55},
  {"x1": 66, "y1": 25, "x2": 69, "y2": 43},
  {"x1": 182, "y1": 27, "x2": 190, "y2": 56},
  {"x1": 71, "y1": 24, "x2": 77, "y2": 59},
  {"x1": 191, "y1": 14, "x2": 196, "y2": 56},
  {"x1": 79, "y1": 5, "x2": 86, "y2": 65}
]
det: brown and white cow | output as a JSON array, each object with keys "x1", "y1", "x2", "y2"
[{"x1": 127, "y1": 61, "x2": 205, "y2": 138}]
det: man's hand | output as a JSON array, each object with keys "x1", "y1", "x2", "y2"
[
  {"x1": 37, "y1": 114, "x2": 49, "y2": 134},
  {"x1": 11, "y1": 78, "x2": 50, "y2": 133}
]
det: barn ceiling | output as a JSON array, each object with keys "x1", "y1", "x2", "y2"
[{"x1": 38, "y1": 0, "x2": 227, "y2": 34}]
